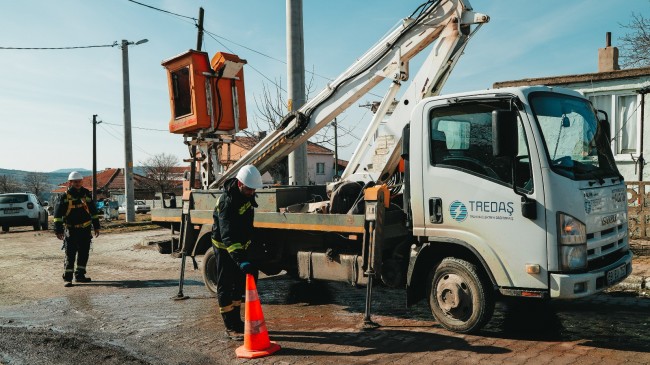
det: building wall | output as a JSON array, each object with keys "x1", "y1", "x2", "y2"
[
  {"x1": 307, "y1": 154, "x2": 335, "y2": 185},
  {"x1": 562, "y1": 76, "x2": 650, "y2": 181}
]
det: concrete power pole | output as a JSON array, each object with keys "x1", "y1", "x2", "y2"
[
  {"x1": 122, "y1": 39, "x2": 136, "y2": 223},
  {"x1": 92, "y1": 114, "x2": 101, "y2": 202},
  {"x1": 287, "y1": 0, "x2": 308, "y2": 185}
]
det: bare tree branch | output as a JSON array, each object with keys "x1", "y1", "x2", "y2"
[
  {"x1": 140, "y1": 153, "x2": 179, "y2": 194},
  {"x1": 619, "y1": 11, "x2": 650, "y2": 68},
  {"x1": 0, "y1": 174, "x2": 23, "y2": 193},
  {"x1": 23, "y1": 172, "x2": 50, "y2": 199}
]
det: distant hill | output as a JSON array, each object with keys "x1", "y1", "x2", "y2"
[{"x1": 50, "y1": 168, "x2": 92, "y2": 174}]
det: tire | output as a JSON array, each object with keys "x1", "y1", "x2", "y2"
[
  {"x1": 33, "y1": 216, "x2": 41, "y2": 231},
  {"x1": 41, "y1": 213, "x2": 48, "y2": 230},
  {"x1": 1, "y1": 225, "x2": 8, "y2": 232},
  {"x1": 428, "y1": 257, "x2": 494, "y2": 334},
  {"x1": 201, "y1": 248, "x2": 218, "y2": 295}
]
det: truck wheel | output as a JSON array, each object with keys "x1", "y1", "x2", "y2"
[
  {"x1": 201, "y1": 248, "x2": 218, "y2": 295},
  {"x1": 428, "y1": 257, "x2": 494, "y2": 334}
]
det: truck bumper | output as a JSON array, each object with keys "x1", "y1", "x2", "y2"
[{"x1": 549, "y1": 250, "x2": 633, "y2": 299}]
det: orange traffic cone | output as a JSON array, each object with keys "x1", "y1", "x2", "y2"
[{"x1": 235, "y1": 273, "x2": 281, "y2": 359}]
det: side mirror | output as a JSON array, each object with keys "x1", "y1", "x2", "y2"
[
  {"x1": 596, "y1": 109, "x2": 611, "y2": 142},
  {"x1": 492, "y1": 110, "x2": 518, "y2": 158}
]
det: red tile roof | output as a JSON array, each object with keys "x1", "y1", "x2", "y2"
[{"x1": 51, "y1": 168, "x2": 153, "y2": 193}]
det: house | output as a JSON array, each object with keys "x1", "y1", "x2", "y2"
[
  {"x1": 218, "y1": 136, "x2": 347, "y2": 185},
  {"x1": 493, "y1": 33, "x2": 650, "y2": 181},
  {"x1": 51, "y1": 168, "x2": 156, "y2": 204}
]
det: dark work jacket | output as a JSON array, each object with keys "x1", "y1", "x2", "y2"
[
  {"x1": 211, "y1": 178, "x2": 258, "y2": 265},
  {"x1": 53, "y1": 186, "x2": 100, "y2": 234}
]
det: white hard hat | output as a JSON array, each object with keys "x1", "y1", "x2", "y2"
[
  {"x1": 235, "y1": 165, "x2": 264, "y2": 190},
  {"x1": 68, "y1": 171, "x2": 83, "y2": 181}
]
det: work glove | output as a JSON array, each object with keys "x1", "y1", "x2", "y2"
[{"x1": 239, "y1": 261, "x2": 257, "y2": 275}]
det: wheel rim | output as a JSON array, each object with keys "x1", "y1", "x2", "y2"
[{"x1": 436, "y1": 273, "x2": 473, "y2": 321}]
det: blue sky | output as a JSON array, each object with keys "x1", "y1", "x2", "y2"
[{"x1": 0, "y1": 0, "x2": 648, "y2": 172}]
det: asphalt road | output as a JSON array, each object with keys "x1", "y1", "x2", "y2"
[{"x1": 0, "y1": 228, "x2": 649, "y2": 364}]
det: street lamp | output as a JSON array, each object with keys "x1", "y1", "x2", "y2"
[{"x1": 120, "y1": 38, "x2": 148, "y2": 223}]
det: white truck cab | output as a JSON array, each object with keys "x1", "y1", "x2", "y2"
[{"x1": 407, "y1": 86, "x2": 631, "y2": 304}]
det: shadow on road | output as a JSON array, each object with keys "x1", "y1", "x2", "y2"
[
  {"x1": 267, "y1": 329, "x2": 510, "y2": 357},
  {"x1": 72, "y1": 279, "x2": 204, "y2": 289}
]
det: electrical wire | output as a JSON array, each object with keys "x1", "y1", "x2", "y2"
[
  {"x1": 126, "y1": 0, "x2": 196, "y2": 21},
  {"x1": 102, "y1": 121, "x2": 168, "y2": 132},
  {"x1": 0, "y1": 42, "x2": 118, "y2": 50}
]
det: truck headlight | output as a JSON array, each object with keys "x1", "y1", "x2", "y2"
[{"x1": 558, "y1": 212, "x2": 587, "y2": 271}]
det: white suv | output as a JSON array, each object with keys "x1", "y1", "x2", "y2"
[{"x1": 0, "y1": 193, "x2": 49, "y2": 232}]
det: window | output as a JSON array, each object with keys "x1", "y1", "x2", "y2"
[
  {"x1": 589, "y1": 93, "x2": 640, "y2": 155},
  {"x1": 316, "y1": 162, "x2": 325, "y2": 175},
  {"x1": 428, "y1": 100, "x2": 532, "y2": 191},
  {"x1": 171, "y1": 66, "x2": 192, "y2": 118}
]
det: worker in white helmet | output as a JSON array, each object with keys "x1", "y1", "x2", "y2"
[
  {"x1": 53, "y1": 171, "x2": 101, "y2": 287},
  {"x1": 210, "y1": 164, "x2": 263, "y2": 340}
]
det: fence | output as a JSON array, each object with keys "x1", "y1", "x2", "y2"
[{"x1": 626, "y1": 181, "x2": 650, "y2": 239}]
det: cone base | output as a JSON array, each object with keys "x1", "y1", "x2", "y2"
[{"x1": 235, "y1": 341, "x2": 281, "y2": 359}]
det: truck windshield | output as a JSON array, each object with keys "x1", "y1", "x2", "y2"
[{"x1": 530, "y1": 92, "x2": 620, "y2": 181}]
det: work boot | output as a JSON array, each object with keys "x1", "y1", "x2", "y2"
[
  {"x1": 64, "y1": 281, "x2": 73, "y2": 287},
  {"x1": 75, "y1": 275, "x2": 92, "y2": 283},
  {"x1": 233, "y1": 306, "x2": 245, "y2": 332},
  {"x1": 222, "y1": 312, "x2": 244, "y2": 341}
]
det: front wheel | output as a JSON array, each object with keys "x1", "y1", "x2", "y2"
[
  {"x1": 428, "y1": 257, "x2": 494, "y2": 334},
  {"x1": 201, "y1": 248, "x2": 218, "y2": 295}
]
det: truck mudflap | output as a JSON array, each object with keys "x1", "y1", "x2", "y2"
[{"x1": 549, "y1": 250, "x2": 633, "y2": 299}]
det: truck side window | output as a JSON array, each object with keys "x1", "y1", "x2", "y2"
[{"x1": 429, "y1": 100, "x2": 532, "y2": 192}]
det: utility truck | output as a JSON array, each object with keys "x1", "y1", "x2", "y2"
[{"x1": 153, "y1": 0, "x2": 632, "y2": 333}]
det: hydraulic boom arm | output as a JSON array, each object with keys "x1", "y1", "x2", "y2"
[{"x1": 212, "y1": 0, "x2": 488, "y2": 188}]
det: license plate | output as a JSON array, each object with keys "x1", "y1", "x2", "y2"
[
  {"x1": 2, "y1": 208, "x2": 20, "y2": 214},
  {"x1": 606, "y1": 264, "x2": 627, "y2": 285}
]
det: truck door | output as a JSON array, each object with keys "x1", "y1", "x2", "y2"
[{"x1": 414, "y1": 98, "x2": 548, "y2": 290}]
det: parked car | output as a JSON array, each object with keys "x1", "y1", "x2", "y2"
[
  {"x1": 118, "y1": 200, "x2": 151, "y2": 214},
  {"x1": 0, "y1": 193, "x2": 49, "y2": 232}
]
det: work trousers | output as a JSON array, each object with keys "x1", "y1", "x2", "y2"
[
  {"x1": 213, "y1": 246, "x2": 246, "y2": 313},
  {"x1": 63, "y1": 228, "x2": 92, "y2": 280}
]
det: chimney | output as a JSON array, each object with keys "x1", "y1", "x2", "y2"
[{"x1": 598, "y1": 32, "x2": 620, "y2": 72}]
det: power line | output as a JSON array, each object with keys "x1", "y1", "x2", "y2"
[
  {"x1": 102, "y1": 121, "x2": 168, "y2": 132},
  {"x1": 126, "y1": 0, "x2": 196, "y2": 21},
  {"x1": 0, "y1": 42, "x2": 118, "y2": 50}
]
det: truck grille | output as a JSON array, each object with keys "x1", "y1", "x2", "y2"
[{"x1": 586, "y1": 223, "x2": 628, "y2": 271}]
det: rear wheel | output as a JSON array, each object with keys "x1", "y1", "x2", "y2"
[
  {"x1": 41, "y1": 213, "x2": 48, "y2": 230},
  {"x1": 1, "y1": 225, "x2": 8, "y2": 232},
  {"x1": 201, "y1": 248, "x2": 217, "y2": 295},
  {"x1": 428, "y1": 257, "x2": 494, "y2": 334},
  {"x1": 33, "y1": 216, "x2": 41, "y2": 231}
]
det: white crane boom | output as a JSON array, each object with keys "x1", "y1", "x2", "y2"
[{"x1": 212, "y1": 0, "x2": 488, "y2": 188}]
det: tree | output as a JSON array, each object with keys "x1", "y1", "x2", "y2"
[
  {"x1": 141, "y1": 153, "x2": 179, "y2": 195},
  {"x1": 619, "y1": 11, "x2": 650, "y2": 68},
  {"x1": 243, "y1": 76, "x2": 356, "y2": 183},
  {"x1": 23, "y1": 172, "x2": 50, "y2": 199},
  {"x1": 0, "y1": 174, "x2": 23, "y2": 193}
]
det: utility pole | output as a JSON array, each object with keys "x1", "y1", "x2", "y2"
[
  {"x1": 120, "y1": 38, "x2": 148, "y2": 223},
  {"x1": 92, "y1": 114, "x2": 101, "y2": 201},
  {"x1": 638, "y1": 86, "x2": 649, "y2": 181},
  {"x1": 333, "y1": 118, "x2": 339, "y2": 179},
  {"x1": 287, "y1": 0, "x2": 308, "y2": 185}
]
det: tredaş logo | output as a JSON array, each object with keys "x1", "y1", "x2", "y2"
[{"x1": 449, "y1": 200, "x2": 468, "y2": 222}]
